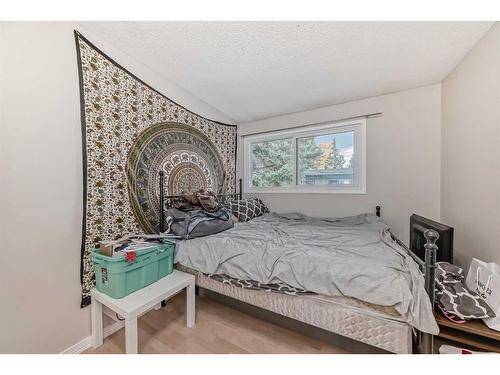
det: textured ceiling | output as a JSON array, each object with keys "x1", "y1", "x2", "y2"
[{"x1": 80, "y1": 21, "x2": 493, "y2": 124}]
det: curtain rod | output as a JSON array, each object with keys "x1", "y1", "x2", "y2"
[{"x1": 240, "y1": 112, "x2": 383, "y2": 137}]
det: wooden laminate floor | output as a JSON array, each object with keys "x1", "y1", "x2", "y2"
[{"x1": 84, "y1": 290, "x2": 349, "y2": 354}]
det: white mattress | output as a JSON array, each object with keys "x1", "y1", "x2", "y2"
[{"x1": 179, "y1": 265, "x2": 413, "y2": 354}]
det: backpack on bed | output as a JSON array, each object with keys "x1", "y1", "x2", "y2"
[
  {"x1": 173, "y1": 189, "x2": 219, "y2": 212},
  {"x1": 166, "y1": 206, "x2": 234, "y2": 239}
]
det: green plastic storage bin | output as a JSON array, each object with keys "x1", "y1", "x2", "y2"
[{"x1": 92, "y1": 240, "x2": 175, "y2": 299}]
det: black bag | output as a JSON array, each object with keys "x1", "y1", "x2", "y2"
[{"x1": 166, "y1": 206, "x2": 234, "y2": 239}]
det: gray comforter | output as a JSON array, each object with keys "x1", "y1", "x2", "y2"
[{"x1": 175, "y1": 212, "x2": 439, "y2": 334}]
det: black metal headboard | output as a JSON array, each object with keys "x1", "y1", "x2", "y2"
[{"x1": 158, "y1": 171, "x2": 242, "y2": 233}]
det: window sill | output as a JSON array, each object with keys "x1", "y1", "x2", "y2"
[{"x1": 244, "y1": 187, "x2": 367, "y2": 195}]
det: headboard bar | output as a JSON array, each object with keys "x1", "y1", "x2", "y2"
[{"x1": 159, "y1": 171, "x2": 165, "y2": 233}]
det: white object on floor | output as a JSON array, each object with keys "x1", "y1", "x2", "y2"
[
  {"x1": 91, "y1": 270, "x2": 196, "y2": 354},
  {"x1": 438, "y1": 344, "x2": 493, "y2": 354}
]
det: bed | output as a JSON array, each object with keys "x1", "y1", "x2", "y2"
[{"x1": 158, "y1": 174, "x2": 440, "y2": 354}]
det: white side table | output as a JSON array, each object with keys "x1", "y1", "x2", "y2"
[{"x1": 91, "y1": 270, "x2": 195, "y2": 354}]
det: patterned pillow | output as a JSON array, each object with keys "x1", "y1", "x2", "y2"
[
  {"x1": 230, "y1": 197, "x2": 269, "y2": 222},
  {"x1": 435, "y1": 262, "x2": 495, "y2": 320}
]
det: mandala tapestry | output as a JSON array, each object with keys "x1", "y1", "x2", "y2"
[{"x1": 75, "y1": 31, "x2": 237, "y2": 307}]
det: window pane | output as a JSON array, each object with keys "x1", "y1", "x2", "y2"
[
  {"x1": 250, "y1": 138, "x2": 293, "y2": 187},
  {"x1": 297, "y1": 131, "x2": 354, "y2": 186}
]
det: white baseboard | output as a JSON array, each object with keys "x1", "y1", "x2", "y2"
[{"x1": 60, "y1": 320, "x2": 125, "y2": 354}]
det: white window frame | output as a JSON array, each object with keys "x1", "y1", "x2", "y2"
[{"x1": 243, "y1": 119, "x2": 366, "y2": 194}]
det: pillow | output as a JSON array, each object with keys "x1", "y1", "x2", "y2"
[
  {"x1": 230, "y1": 197, "x2": 269, "y2": 222},
  {"x1": 435, "y1": 262, "x2": 495, "y2": 320}
]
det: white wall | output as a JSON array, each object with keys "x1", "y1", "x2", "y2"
[
  {"x1": 0, "y1": 21, "x2": 233, "y2": 354},
  {"x1": 238, "y1": 84, "x2": 442, "y2": 243},
  {"x1": 441, "y1": 23, "x2": 500, "y2": 269}
]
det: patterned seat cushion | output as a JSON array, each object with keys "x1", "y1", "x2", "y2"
[{"x1": 230, "y1": 197, "x2": 269, "y2": 222}]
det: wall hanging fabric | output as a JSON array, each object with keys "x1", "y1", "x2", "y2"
[{"x1": 75, "y1": 31, "x2": 237, "y2": 307}]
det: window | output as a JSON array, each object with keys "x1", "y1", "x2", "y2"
[
  {"x1": 250, "y1": 138, "x2": 294, "y2": 187},
  {"x1": 244, "y1": 119, "x2": 366, "y2": 194}
]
